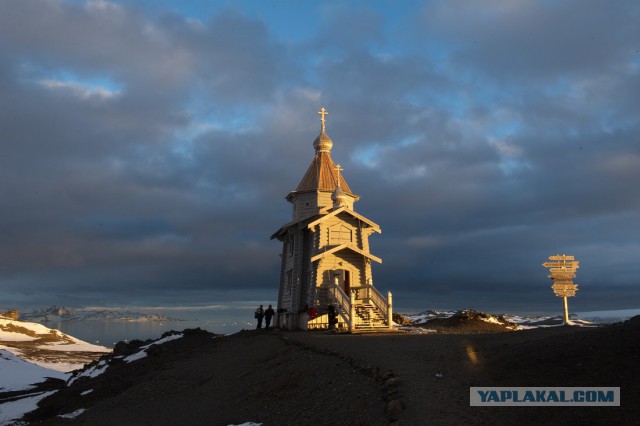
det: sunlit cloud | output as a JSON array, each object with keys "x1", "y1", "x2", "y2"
[
  {"x1": 39, "y1": 79, "x2": 122, "y2": 100},
  {"x1": 0, "y1": 0, "x2": 638, "y2": 315}
]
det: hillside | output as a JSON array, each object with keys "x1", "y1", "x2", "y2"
[
  {"x1": 15, "y1": 317, "x2": 640, "y2": 425},
  {"x1": 0, "y1": 317, "x2": 112, "y2": 424},
  {"x1": 0, "y1": 317, "x2": 110, "y2": 371}
]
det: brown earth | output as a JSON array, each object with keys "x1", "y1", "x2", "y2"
[
  {"x1": 0, "y1": 342, "x2": 104, "y2": 368},
  {"x1": 23, "y1": 320, "x2": 640, "y2": 426}
]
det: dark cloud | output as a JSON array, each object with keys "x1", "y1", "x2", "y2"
[
  {"x1": 0, "y1": 0, "x2": 638, "y2": 314},
  {"x1": 422, "y1": 1, "x2": 640, "y2": 81}
]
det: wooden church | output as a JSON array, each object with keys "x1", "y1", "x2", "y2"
[{"x1": 271, "y1": 108, "x2": 392, "y2": 331}]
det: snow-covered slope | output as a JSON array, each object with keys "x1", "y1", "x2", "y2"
[
  {"x1": 0, "y1": 318, "x2": 113, "y2": 424},
  {"x1": 20, "y1": 306, "x2": 179, "y2": 323},
  {"x1": 0, "y1": 317, "x2": 111, "y2": 374},
  {"x1": 0, "y1": 318, "x2": 110, "y2": 353},
  {"x1": 0, "y1": 349, "x2": 68, "y2": 392}
]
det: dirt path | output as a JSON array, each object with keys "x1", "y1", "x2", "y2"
[{"x1": 287, "y1": 325, "x2": 639, "y2": 425}]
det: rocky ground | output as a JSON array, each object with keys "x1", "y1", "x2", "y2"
[
  {"x1": 18, "y1": 317, "x2": 640, "y2": 425},
  {"x1": 412, "y1": 309, "x2": 519, "y2": 333}
]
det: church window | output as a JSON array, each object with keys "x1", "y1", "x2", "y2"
[
  {"x1": 329, "y1": 224, "x2": 353, "y2": 244},
  {"x1": 286, "y1": 270, "x2": 293, "y2": 294},
  {"x1": 288, "y1": 234, "x2": 295, "y2": 255}
]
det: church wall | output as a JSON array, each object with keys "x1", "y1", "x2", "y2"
[
  {"x1": 292, "y1": 193, "x2": 318, "y2": 221},
  {"x1": 317, "y1": 191, "x2": 334, "y2": 211},
  {"x1": 298, "y1": 228, "x2": 311, "y2": 310},
  {"x1": 279, "y1": 230, "x2": 296, "y2": 313},
  {"x1": 277, "y1": 241, "x2": 287, "y2": 310},
  {"x1": 361, "y1": 228, "x2": 373, "y2": 253},
  {"x1": 312, "y1": 252, "x2": 367, "y2": 308},
  {"x1": 291, "y1": 227, "x2": 304, "y2": 314},
  {"x1": 316, "y1": 215, "x2": 364, "y2": 249}
]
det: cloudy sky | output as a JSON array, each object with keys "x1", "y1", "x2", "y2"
[{"x1": 1, "y1": 0, "x2": 638, "y2": 317}]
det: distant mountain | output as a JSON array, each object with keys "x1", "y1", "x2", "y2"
[
  {"x1": 403, "y1": 309, "x2": 459, "y2": 324},
  {"x1": 402, "y1": 309, "x2": 607, "y2": 329},
  {"x1": 20, "y1": 306, "x2": 181, "y2": 323}
]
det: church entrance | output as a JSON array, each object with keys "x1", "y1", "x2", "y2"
[{"x1": 334, "y1": 269, "x2": 351, "y2": 295}]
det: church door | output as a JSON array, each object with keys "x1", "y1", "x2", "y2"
[{"x1": 334, "y1": 269, "x2": 351, "y2": 295}]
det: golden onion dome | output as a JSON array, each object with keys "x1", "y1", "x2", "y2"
[{"x1": 313, "y1": 130, "x2": 333, "y2": 153}]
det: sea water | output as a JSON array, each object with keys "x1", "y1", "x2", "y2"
[{"x1": 43, "y1": 319, "x2": 254, "y2": 347}]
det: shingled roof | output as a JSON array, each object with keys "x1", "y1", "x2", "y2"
[{"x1": 295, "y1": 150, "x2": 354, "y2": 195}]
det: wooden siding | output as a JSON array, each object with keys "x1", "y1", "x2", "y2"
[
  {"x1": 290, "y1": 191, "x2": 356, "y2": 221},
  {"x1": 276, "y1": 167, "x2": 381, "y2": 327},
  {"x1": 292, "y1": 193, "x2": 318, "y2": 221}
]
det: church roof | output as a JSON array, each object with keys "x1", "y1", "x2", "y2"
[
  {"x1": 307, "y1": 206, "x2": 381, "y2": 233},
  {"x1": 310, "y1": 243, "x2": 382, "y2": 264},
  {"x1": 270, "y1": 213, "x2": 320, "y2": 240},
  {"x1": 294, "y1": 146, "x2": 355, "y2": 195}
]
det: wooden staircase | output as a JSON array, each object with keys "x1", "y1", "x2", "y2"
[
  {"x1": 321, "y1": 281, "x2": 393, "y2": 332},
  {"x1": 354, "y1": 303, "x2": 388, "y2": 330}
]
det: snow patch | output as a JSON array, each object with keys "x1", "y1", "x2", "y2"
[
  {"x1": 0, "y1": 349, "x2": 68, "y2": 392},
  {"x1": 404, "y1": 310, "x2": 457, "y2": 324},
  {"x1": 479, "y1": 316, "x2": 503, "y2": 325},
  {"x1": 68, "y1": 360, "x2": 108, "y2": 385},
  {"x1": 124, "y1": 333, "x2": 183, "y2": 363},
  {"x1": 0, "y1": 390, "x2": 56, "y2": 424},
  {"x1": 123, "y1": 350, "x2": 148, "y2": 363},
  {"x1": 58, "y1": 408, "x2": 86, "y2": 419}
]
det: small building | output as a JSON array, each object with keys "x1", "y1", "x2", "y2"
[{"x1": 271, "y1": 108, "x2": 392, "y2": 331}]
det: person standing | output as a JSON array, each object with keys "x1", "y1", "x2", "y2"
[
  {"x1": 264, "y1": 305, "x2": 275, "y2": 329},
  {"x1": 328, "y1": 304, "x2": 338, "y2": 330},
  {"x1": 255, "y1": 305, "x2": 264, "y2": 329}
]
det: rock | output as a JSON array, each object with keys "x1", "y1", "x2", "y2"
[
  {"x1": 624, "y1": 315, "x2": 640, "y2": 327},
  {"x1": 387, "y1": 399, "x2": 403, "y2": 419},
  {"x1": 113, "y1": 339, "x2": 149, "y2": 356},
  {"x1": 392, "y1": 313, "x2": 413, "y2": 326},
  {"x1": 384, "y1": 377, "x2": 401, "y2": 388},
  {"x1": 384, "y1": 390, "x2": 398, "y2": 402},
  {"x1": 0, "y1": 309, "x2": 19, "y2": 320}
]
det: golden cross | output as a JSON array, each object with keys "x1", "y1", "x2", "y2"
[
  {"x1": 317, "y1": 107, "x2": 328, "y2": 132},
  {"x1": 335, "y1": 164, "x2": 343, "y2": 188}
]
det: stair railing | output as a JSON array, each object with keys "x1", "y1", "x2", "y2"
[
  {"x1": 368, "y1": 285, "x2": 387, "y2": 314},
  {"x1": 329, "y1": 281, "x2": 352, "y2": 330},
  {"x1": 369, "y1": 285, "x2": 392, "y2": 328}
]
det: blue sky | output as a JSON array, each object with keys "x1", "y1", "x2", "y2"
[{"x1": 0, "y1": 0, "x2": 639, "y2": 317}]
